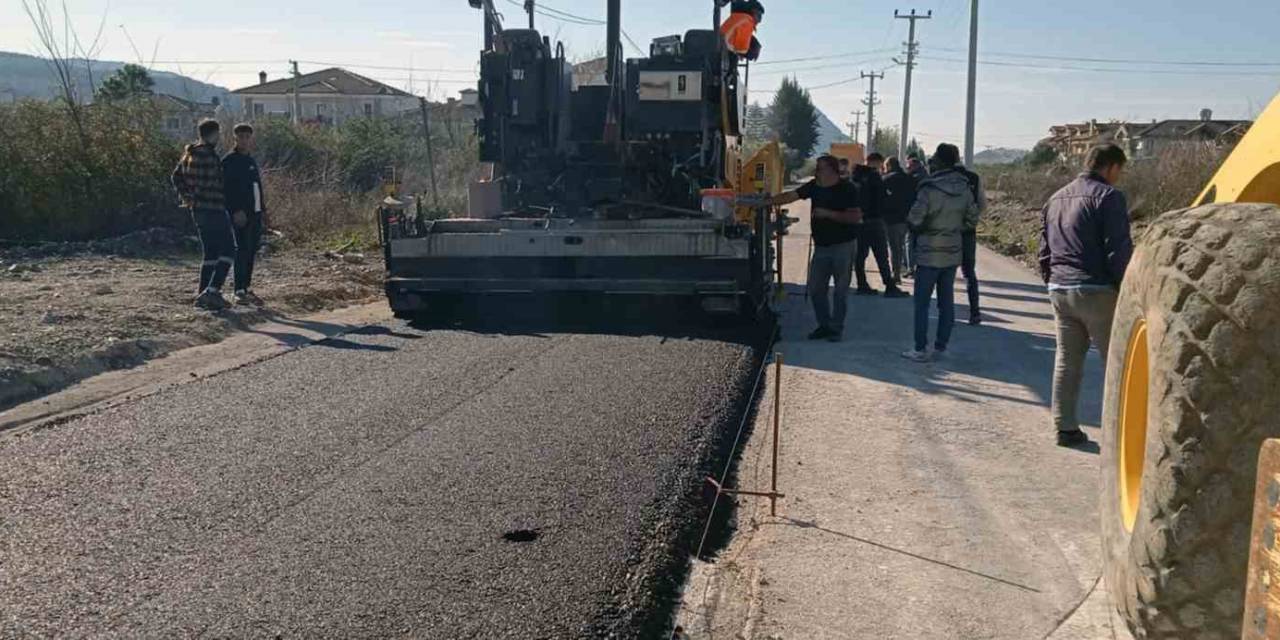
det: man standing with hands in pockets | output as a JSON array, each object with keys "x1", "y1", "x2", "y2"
[
  {"x1": 222, "y1": 123, "x2": 268, "y2": 306},
  {"x1": 769, "y1": 155, "x2": 864, "y2": 342}
]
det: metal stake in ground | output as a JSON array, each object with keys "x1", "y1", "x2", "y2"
[
  {"x1": 704, "y1": 351, "x2": 786, "y2": 515},
  {"x1": 771, "y1": 352, "x2": 782, "y2": 516}
]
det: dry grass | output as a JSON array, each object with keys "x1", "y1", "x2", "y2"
[
  {"x1": 260, "y1": 132, "x2": 484, "y2": 249},
  {"x1": 262, "y1": 173, "x2": 375, "y2": 246},
  {"x1": 976, "y1": 143, "x2": 1229, "y2": 266}
]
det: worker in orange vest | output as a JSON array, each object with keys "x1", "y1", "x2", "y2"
[{"x1": 720, "y1": 0, "x2": 764, "y2": 60}]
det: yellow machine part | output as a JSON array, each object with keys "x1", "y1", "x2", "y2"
[
  {"x1": 735, "y1": 141, "x2": 785, "y2": 224},
  {"x1": 1196, "y1": 92, "x2": 1280, "y2": 206},
  {"x1": 829, "y1": 142, "x2": 866, "y2": 168}
]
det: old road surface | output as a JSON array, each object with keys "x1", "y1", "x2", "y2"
[
  {"x1": 0, "y1": 298, "x2": 771, "y2": 638},
  {"x1": 675, "y1": 197, "x2": 1133, "y2": 640}
]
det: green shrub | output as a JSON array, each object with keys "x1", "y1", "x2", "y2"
[
  {"x1": 0, "y1": 99, "x2": 181, "y2": 241},
  {"x1": 0, "y1": 100, "x2": 480, "y2": 243}
]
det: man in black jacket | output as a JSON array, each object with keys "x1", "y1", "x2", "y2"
[
  {"x1": 880, "y1": 156, "x2": 916, "y2": 286},
  {"x1": 852, "y1": 153, "x2": 909, "y2": 298},
  {"x1": 222, "y1": 123, "x2": 267, "y2": 306},
  {"x1": 1039, "y1": 143, "x2": 1134, "y2": 448},
  {"x1": 955, "y1": 162, "x2": 987, "y2": 324}
]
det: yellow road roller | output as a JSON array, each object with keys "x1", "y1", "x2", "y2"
[{"x1": 1101, "y1": 91, "x2": 1280, "y2": 638}]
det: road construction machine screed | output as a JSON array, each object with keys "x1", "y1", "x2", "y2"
[{"x1": 380, "y1": 0, "x2": 787, "y2": 321}]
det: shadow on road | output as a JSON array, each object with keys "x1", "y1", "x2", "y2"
[
  {"x1": 775, "y1": 278, "x2": 1106, "y2": 437},
  {"x1": 312, "y1": 337, "x2": 398, "y2": 352},
  {"x1": 770, "y1": 516, "x2": 1043, "y2": 594},
  {"x1": 406, "y1": 294, "x2": 774, "y2": 347}
]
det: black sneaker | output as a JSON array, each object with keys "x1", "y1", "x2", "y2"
[
  {"x1": 854, "y1": 287, "x2": 880, "y2": 296},
  {"x1": 1057, "y1": 430, "x2": 1090, "y2": 448},
  {"x1": 826, "y1": 330, "x2": 843, "y2": 343},
  {"x1": 808, "y1": 326, "x2": 834, "y2": 340},
  {"x1": 194, "y1": 290, "x2": 228, "y2": 311},
  {"x1": 883, "y1": 286, "x2": 910, "y2": 299},
  {"x1": 969, "y1": 311, "x2": 983, "y2": 326}
]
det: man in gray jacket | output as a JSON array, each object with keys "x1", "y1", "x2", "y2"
[
  {"x1": 1039, "y1": 143, "x2": 1133, "y2": 448},
  {"x1": 902, "y1": 144, "x2": 980, "y2": 362}
]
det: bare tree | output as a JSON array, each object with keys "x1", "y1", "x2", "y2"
[{"x1": 21, "y1": 0, "x2": 110, "y2": 204}]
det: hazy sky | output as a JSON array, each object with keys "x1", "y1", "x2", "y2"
[{"x1": 5, "y1": 0, "x2": 1279, "y2": 149}]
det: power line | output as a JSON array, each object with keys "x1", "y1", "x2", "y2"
[
  {"x1": 751, "y1": 47, "x2": 897, "y2": 66},
  {"x1": 297, "y1": 60, "x2": 475, "y2": 74},
  {"x1": 145, "y1": 58, "x2": 477, "y2": 74},
  {"x1": 926, "y1": 46, "x2": 1280, "y2": 68},
  {"x1": 504, "y1": 0, "x2": 645, "y2": 55},
  {"x1": 751, "y1": 56, "x2": 896, "y2": 77},
  {"x1": 918, "y1": 55, "x2": 1280, "y2": 77}
]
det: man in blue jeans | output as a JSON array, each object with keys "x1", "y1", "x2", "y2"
[{"x1": 902, "y1": 144, "x2": 979, "y2": 362}]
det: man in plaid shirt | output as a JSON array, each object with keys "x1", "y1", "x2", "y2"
[{"x1": 171, "y1": 119, "x2": 235, "y2": 310}]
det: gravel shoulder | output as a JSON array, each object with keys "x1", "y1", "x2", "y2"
[{"x1": 0, "y1": 229, "x2": 382, "y2": 409}]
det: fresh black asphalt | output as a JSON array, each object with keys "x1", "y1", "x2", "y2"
[{"x1": 1, "y1": 309, "x2": 766, "y2": 638}]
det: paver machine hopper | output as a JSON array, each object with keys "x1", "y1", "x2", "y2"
[{"x1": 380, "y1": 0, "x2": 786, "y2": 320}]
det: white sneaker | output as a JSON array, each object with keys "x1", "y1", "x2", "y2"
[{"x1": 901, "y1": 348, "x2": 932, "y2": 363}]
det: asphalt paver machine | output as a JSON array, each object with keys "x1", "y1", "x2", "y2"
[{"x1": 380, "y1": 0, "x2": 786, "y2": 320}]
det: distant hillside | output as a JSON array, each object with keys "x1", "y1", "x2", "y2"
[
  {"x1": 743, "y1": 101, "x2": 851, "y2": 158},
  {"x1": 973, "y1": 147, "x2": 1028, "y2": 165},
  {"x1": 0, "y1": 51, "x2": 233, "y2": 106},
  {"x1": 814, "y1": 109, "x2": 851, "y2": 156}
]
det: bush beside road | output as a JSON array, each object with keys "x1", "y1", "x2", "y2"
[{"x1": 975, "y1": 144, "x2": 1228, "y2": 268}]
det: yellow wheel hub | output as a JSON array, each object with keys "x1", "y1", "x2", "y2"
[{"x1": 1119, "y1": 321, "x2": 1150, "y2": 532}]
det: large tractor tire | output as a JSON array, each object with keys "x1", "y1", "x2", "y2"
[{"x1": 1101, "y1": 203, "x2": 1280, "y2": 639}]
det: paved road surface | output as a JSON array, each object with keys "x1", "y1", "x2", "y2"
[
  {"x1": 677, "y1": 199, "x2": 1131, "y2": 639},
  {"x1": 1, "y1": 307, "x2": 766, "y2": 638}
]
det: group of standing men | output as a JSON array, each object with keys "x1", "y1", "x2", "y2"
[
  {"x1": 170, "y1": 118, "x2": 268, "y2": 311},
  {"x1": 770, "y1": 143, "x2": 986, "y2": 361},
  {"x1": 772, "y1": 140, "x2": 1136, "y2": 449}
]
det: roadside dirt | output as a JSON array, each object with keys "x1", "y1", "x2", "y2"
[
  {"x1": 0, "y1": 228, "x2": 383, "y2": 409},
  {"x1": 978, "y1": 189, "x2": 1155, "y2": 272},
  {"x1": 977, "y1": 190, "x2": 1041, "y2": 270}
]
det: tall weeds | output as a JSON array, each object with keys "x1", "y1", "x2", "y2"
[{"x1": 0, "y1": 100, "x2": 481, "y2": 244}]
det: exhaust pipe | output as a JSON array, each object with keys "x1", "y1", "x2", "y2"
[{"x1": 605, "y1": 0, "x2": 621, "y2": 85}]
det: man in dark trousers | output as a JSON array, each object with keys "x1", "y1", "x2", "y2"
[
  {"x1": 852, "y1": 153, "x2": 910, "y2": 298},
  {"x1": 904, "y1": 154, "x2": 930, "y2": 275},
  {"x1": 222, "y1": 123, "x2": 267, "y2": 306},
  {"x1": 955, "y1": 161, "x2": 988, "y2": 324},
  {"x1": 880, "y1": 156, "x2": 917, "y2": 286},
  {"x1": 902, "y1": 144, "x2": 979, "y2": 363},
  {"x1": 1039, "y1": 144, "x2": 1133, "y2": 448},
  {"x1": 171, "y1": 118, "x2": 233, "y2": 311},
  {"x1": 769, "y1": 155, "x2": 864, "y2": 341}
]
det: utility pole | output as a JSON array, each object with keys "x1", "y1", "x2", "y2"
[
  {"x1": 964, "y1": 0, "x2": 979, "y2": 166},
  {"x1": 419, "y1": 97, "x2": 440, "y2": 207},
  {"x1": 289, "y1": 60, "x2": 301, "y2": 126},
  {"x1": 860, "y1": 71, "x2": 884, "y2": 153},
  {"x1": 893, "y1": 9, "x2": 930, "y2": 159},
  {"x1": 848, "y1": 109, "x2": 864, "y2": 144}
]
